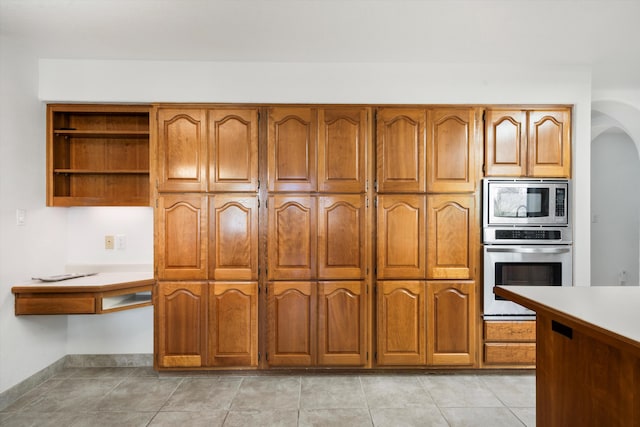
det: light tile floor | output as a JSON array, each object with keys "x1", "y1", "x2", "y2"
[{"x1": 0, "y1": 367, "x2": 535, "y2": 426}]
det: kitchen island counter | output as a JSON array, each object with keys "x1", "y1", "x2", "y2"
[{"x1": 495, "y1": 285, "x2": 640, "y2": 427}]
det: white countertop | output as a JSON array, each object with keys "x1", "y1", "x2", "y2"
[
  {"x1": 19, "y1": 271, "x2": 154, "y2": 287},
  {"x1": 494, "y1": 285, "x2": 640, "y2": 346}
]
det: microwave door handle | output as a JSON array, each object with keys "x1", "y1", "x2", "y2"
[{"x1": 485, "y1": 247, "x2": 571, "y2": 254}]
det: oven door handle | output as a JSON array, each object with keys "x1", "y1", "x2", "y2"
[{"x1": 485, "y1": 246, "x2": 571, "y2": 254}]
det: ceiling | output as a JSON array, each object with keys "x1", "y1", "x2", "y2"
[{"x1": 2, "y1": 0, "x2": 640, "y2": 90}]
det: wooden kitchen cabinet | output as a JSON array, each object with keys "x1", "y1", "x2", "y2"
[
  {"x1": 484, "y1": 108, "x2": 571, "y2": 177},
  {"x1": 318, "y1": 108, "x2": 369, "y2": 193},
  {"x1": 209, "y1": 195, "x2": 259, "y2": 281},
  {"x1": 427, "y1": 108, "x2": 479, "y2": 193},
  {"x1": 208, "y1": 282, "x2": 258, "y2": 367},
  {"x1": 155, "y1": 108, "x2": 208, "y2": 192},
  {"x1": 376, "y1": 281, "x2": 426, "y2": 366},
  {"x1": 156, "y1": 194, "x2": 208, "y2": 280},
  {"x1": 427, "y1": 194, "x2": 477, "y2": 279},
  {"x1": 317, "y1": 195, "x2": 366, "y2": 280},
  {"x1": 267, "y1": 107, "x2": 317, "y2": 192},
  {"x1": 47, "y1": 104, "x2": 150, "y2": 207},
  {"x1": 318, "y1": 281, "x2": 367, "y2": 366},
  {"x1": 267, "y1": 195, "x2": 317, "y2": 280},
  {"x1": 376, "y1": 195, "x2": 426, "y2": 279},
  {"x1": 376, "y1": 108, "x2": 427, "y2": 193},
  {"x1": 426, "y1": 281, "x2": 476, "y2": 366},
  {"x1": 208, "y1": 108, "x2": 259, "y2": 192},
  {"x1": 156, "y1": 282, "x2": 207, "y2": 368},
  {"x1": 267, "y1": 281, "x2": 317, "y2": 367}
]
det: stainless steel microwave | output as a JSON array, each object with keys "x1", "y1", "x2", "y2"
[{"x1": 483, "y1": 178, "x2": 570, "y2": 227}]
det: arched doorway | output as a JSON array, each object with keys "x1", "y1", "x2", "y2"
[{"x1": 591, "y1": 104, "x2": 640, "y2": 286}]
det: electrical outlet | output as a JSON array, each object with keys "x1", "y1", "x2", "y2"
[{"x1": 105, "y1": 235, "x2": 115, "y2": 250}]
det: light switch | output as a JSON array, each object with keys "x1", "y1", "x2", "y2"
[{"x1": 16, "y1": 209, "x2": 26, "y2": 226}]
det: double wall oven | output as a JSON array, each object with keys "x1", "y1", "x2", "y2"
[{"x1": 482, "y1": 179, "x2": 573, "y2": 318}]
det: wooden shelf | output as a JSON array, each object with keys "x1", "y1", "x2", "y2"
[{"x1": 47, "y1": 104, "x2": 151, "y2": 207}]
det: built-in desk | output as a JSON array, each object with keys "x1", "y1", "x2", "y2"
[
  {"x1": 495, "y1": 285, "x2": 640, "y2": 427},
  {"x1": 12, "y1": 272, "x2": 154, "y2": 315}
]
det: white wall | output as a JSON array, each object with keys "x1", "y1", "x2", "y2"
[
  {"x1": 0, "y1": 37, "x2": 68, "y2": 393},
  {"x1": 591, "y1": 131, "x2": 640, "y2": 286}
]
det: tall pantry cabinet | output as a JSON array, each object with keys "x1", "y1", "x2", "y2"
[
  {"x1": 375, "y1": 107, "x2": 480, "y2": 367},
  {"x1": 266, "y1": 107, "x2": 371, "y2": 367},
  {"x1": 154, "y1": 107, "x2": 259, "y2": 368}
]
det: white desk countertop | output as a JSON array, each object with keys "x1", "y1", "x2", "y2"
[
  {"x1": 494, "y1": 285, "x2": 640, "y2": 346},
  {"x1": 18, "y1": 271, "x2": 154, "y2": 288}
]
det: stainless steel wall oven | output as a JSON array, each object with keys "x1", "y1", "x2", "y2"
[{"x1": 482, "y1": 179, "x2": 573, "y2": 319}]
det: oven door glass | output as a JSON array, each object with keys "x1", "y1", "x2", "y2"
[{"x1": 494, "y1": 262, "x2": 562, "y2": 300}]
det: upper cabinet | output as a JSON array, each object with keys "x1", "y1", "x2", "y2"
[
  {"x1": 156, "y1": 108, "x2": 208, "y2": 192},
  {"x1": 47, "y1": 104, "x2": 151, "y2": 206},
  {"x1": 208, "y1": 109, "x2": 259, "y2": 192},
  {"x1": 155, "y1": 107, "x2": 259, "y2": 193},
  {"x1": 268, "y1": 107, "x2": 318, "y2": 192},
  {"x1": 485, "y1": 108, "x2": 571, "y2": 178},
  {"x1": 376, "y1": 108, "x2": 427, "y2": 193},
  {"x1": 427, "y1": 108, "x2": 479, "y2": 193},
  {"x1": 318, "y1": 108, "x2": 369, "y2": 193}
]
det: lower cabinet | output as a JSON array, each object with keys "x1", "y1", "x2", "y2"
[
  {"x1": 483, "y1": 320, "x2": 536, "y2": 367},
  {"x1": 376, "y1": 280, "x2": 477, "y2": 367},
  {"x1": 155, "y1": 281, "x2": 258, "y2": 369},
  {"x1": 267, "y1": 281, "x2": 367, "y2": 367}
]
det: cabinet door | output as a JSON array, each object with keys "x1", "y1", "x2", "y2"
[
  {"x1": 157, "y1": 195, "x2": 208, "y2": 280},
  {"x1": 208, "y1": 108, "x2": 259, "y2": 192},
  {"x1": 268, "y1": 107, "x2": 317, "y2": 192},
  {"x1": 318, "y1": 195, "x2": 366, "y2": 279},
  {"x1": 318, "y1": 108, "x2": 368, "y2": 193},
  {"x1": 376, "y1": 281, "x2": 426, "y2": 366},
  {"x1": 156, "y1": 282, "x2": 207, "y2": 368},
  {"x1": 528, "y1": 109, "x2": 571, "y2": 178},
  {"x1": 484, "y1": 110, "x2": 527, "y2": 177},
  {"x1": 156, "y1": 109, "x2": 207, "y2": 192},
  {"x1": 377, "y1": 195, "x2": 426, "y2": 279},
  {"x1": 208, "y1": 282, "x2": 258, "y2": 367},
  {"x1": 427, "y1": 108, "x2": 478, "y2": 193},
  {"x1": 427, "y1": 281, "x2": 476, "y2": 366},
  {"x1": 267, "y1": 282, "x2": 316, "y2": 366},
  {"x1": 209, "y1": 195, "x2": 259, "y2": 281},
  {"x1": 427, "y1": 194, "x2": 477, "y2": 279},
  {"x1": 318, "y1": 281, "x2": 366, "y2": 366},
  {"x1": 376, "y1": 108, "x2": 427, "y2": 193},
  {"x1": 268, "y1": 196, "x2": 316, "y2": 280}
]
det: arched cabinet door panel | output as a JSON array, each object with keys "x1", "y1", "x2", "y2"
[
  {"x1": 208, "y1": 108, "x2": 259, "y2": 192},
  {"x1": 318, "y1": 195, "x2": 366, "y2": 280},
  {"x1": 267, "y1": 196, "x2": 317, "y2": 280},
  {"x1": 376, "y1": 281, "x2": 426, "y2": 366},
  {"x1": 208, "y1": 282, "x2": 258, "y2": 367},
  {"x1": 156, "y1": 282, "x2": 207, "y2": 368},
  {"x1": 318, "y1": 108, "x2": 369, "y2": 193},
  {"x1": 376, "y1": 108, "x2": 427, "y2": 193},
  {"x1": 376, "y1": 195, "x2": 426, "y2": 279},
  {"x1": 156, "y1": 109, "x2": 208, "y2": 192},
  {"x1": 268, "y1": 107, "x2": 317, "y2": 192},
  {"x1": 317, "y1": 281, "x2": 366, "y2": 366},
  {"x1": 156, "y1": 194, "x2": 208, "y2": 280},
  {"x1": 426, "y1": 281, "x2": 476, "y2": 366},
  {"x1": 528, "y1": 109, "x2": 571, "y2": 178},
  {"x1": 209, "y1": 195, "x2": 258, "y2": 281},
  {"x1": 267, "y1": 282, "x2": 317, "y2": 367},
  {"x1": 484, "y1": 109, "x2": 527, "y2": 177},
  {"x1": 427, "y1": 194, "x2": 478, "y2": 279},
  {"x1": 427, "y1": 108, "x2": 479, "y2": 193}
]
